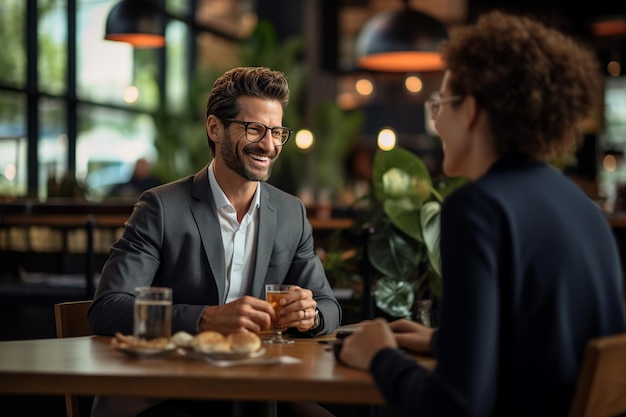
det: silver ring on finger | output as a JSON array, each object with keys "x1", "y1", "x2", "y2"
[{"x1": 302, "y1": 309, "x2": 307, "y2": 320}]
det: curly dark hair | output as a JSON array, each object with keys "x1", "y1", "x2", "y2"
[
  {"x1": 440, "y1": 10, "x2": 603, "y2": 161},
  {"x1": 205, "y1": 66, "x2": 290, "y2": 154}
]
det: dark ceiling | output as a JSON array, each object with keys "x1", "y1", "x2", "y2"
[
  {"x1": 468, "y1": 0, "x2": 623, "y2": 34},
  {"x1": 320, "y1": 0, "x2": 626, "y2": 74},
  {"x1": 467, "y1": 0, "x2": 626, "y2": 69}
]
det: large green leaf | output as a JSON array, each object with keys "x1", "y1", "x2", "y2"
[
  {"x1": 374, "y1": 277, "x2": 414, "y2": 318},
  {"x1": 420, "y1": 201, "x2": 442, "y2": 277},
  {"x1": 368, "y1": 223, "x2": 423, "y2": 280},
  {"x1": 435, "y1": 176, "x2": 469, "y2": 199},
  {"x1": 383, "y1": 198, "x2": 422, "y2": 242},
  {"x1": 372, "y1": 148, "x2": 436, "y2": 241},
  {"x1": 372, "y1": 148, "x2": 432, "y2": 203}
]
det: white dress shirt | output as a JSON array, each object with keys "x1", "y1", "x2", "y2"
[{"x1": 208, "y1": 161, "x2": 260, "y2": 303}]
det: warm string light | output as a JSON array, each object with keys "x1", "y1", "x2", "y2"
[
  {"x1": 123, "y1": 86, "x2": 139, "y2": 104},
  {"x1": 4, "y1": 164, "x2": 16, "y2": 181},
  {"x1": 607, "y1": 60, "x2": 622, "y2": 77},
  {"x1": 295, "y1": 129, "x2": 314, "y2": 151},
  {"x1": 404, "y1": 74, "x2": 423, "y2": 94},
  {"x1": 377, "y1": 128, "x2": 397, "y2": 150},
  {"x1": 355, "y1": 78, "x2": 374, "y2": 96},
  {"x1": 603, "y1": 154, "x2": 617, "y2": 172}
]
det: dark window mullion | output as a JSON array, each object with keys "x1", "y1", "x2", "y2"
[
  {"x1": 66, "y1": 0, "x2": 77, "y2": 176},
  {"x1": 26, "y1": 0, "x2": 38, "y2": 196}
]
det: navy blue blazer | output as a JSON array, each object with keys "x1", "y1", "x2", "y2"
[
  {"x1": 89, "y1": 164, "x2": 341, "y2": 337},
  {"x1": 371, "y1": 155, "x2": 626, "y2": 417}
]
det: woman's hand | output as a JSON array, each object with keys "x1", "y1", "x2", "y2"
[
  {"x1": 338, "y1": 318, "x2": 436, "y2": 371},
  {"x1": 389, "y1": 318, "x2": 435, "y2": 354},
  {"x1": 338, "y1": 318, "x2": 397, "y2": 371}
]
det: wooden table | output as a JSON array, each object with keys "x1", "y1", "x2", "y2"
[{"x1": 0, "y1": 333, "x2": 435, "y2": 409}]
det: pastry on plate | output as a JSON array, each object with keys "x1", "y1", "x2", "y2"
[
  {"x1": 192, "y1": 330, "x2": 231, "y2": 353},
  {"x1": 227, "y1": 331, "x2": 262, "y2": 354},
  {"x1": 171, "y1": 331, "x2": 194, "y2": 348}
]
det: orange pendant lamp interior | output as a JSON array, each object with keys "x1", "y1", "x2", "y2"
[
  {"x1": 104, "y1": 0, "x2": 165, "y2": 48},
  {"x1": 355, "y1": 1, "x2": 448, "y2": 72}
]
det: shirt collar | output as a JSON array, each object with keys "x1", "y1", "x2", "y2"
[{"x1": 207, "y1": 161, "x2": 261, "y2": 213}]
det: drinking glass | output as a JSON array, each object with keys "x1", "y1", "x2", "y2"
[
  {"x1": 134, "y1": 286, "x2": 172, "y2": 340},
  {"x1": 265, "y1": 284, "x2": 295, "y2": 344}
]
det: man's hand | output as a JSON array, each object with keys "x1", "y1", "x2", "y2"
[
  {"x1": 277, "y1": 286, "x2": 318, "y2": 332},
  {"x1": 198, "y1": 295, "x2": 274, "y2": 334}
]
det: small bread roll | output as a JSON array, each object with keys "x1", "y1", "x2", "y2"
[
  {"x1": 171, "y1": 331, "x2": 194, "y2": 348},
  {"x1": 192, "y1": 330, "x2": 230, "y2": 353},
  {"x1": 227, "y1": 331, "x2": 262, "y2": 354}
]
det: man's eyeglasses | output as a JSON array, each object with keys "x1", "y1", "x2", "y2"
[
  {"x1": 425, "y1": 93, "x2": 464, "y2": 120},
  {"x1": 224, "y1": 119, "x2": 292, "y2": 146}
]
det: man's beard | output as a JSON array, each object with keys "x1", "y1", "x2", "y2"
[{"x1": 220, "y1": 130, "x2": 276, "y2": 182}]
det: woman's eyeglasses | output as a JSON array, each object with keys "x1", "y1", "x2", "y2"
[
  {"x1": 425, "y1": 93, "x2": 464, "y2": 120},
  {"x1": 224, "y1": 119, "x2": 292, "y2": 146}
]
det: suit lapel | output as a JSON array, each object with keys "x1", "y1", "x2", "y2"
[
  {"x1": 251, "y1": 184, "x2": 277, "y2": 298},
  {"x1": 190, "y1": 165, "x2": 226, "y2": 303}
]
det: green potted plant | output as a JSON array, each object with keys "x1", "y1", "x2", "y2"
[{"x1": 354, "y1": 147, "x2": 466, "y2": 323}]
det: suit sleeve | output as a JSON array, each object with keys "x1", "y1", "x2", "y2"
[
  {"x1": 88, "y1": 191, "x2": 166, "y2": 335},
  {"x1": 285, "y1": 199, "x2": 342, "y2": 336}
]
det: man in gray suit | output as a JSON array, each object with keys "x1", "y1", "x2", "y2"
[{"x1": 88, "y1": 66, "x2": 341, "y2": 417}]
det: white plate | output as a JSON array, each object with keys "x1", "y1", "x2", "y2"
[
  {"x1": 193, "y1": 348, "x2": 266, "y2": 361},
  {"x1": 115, "y1": 344, "x2": 177, "y2": 358}
]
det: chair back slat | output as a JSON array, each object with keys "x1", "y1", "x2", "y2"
[
  {"x1": 54, "y1": 300, "x2": 93, "y2": 417},
  {"x1": 54, "y1": 300, "x2": 93, "y2": 338},
  {"x1": 569, "y1": 332, "x2": 626, "y2": 417}
]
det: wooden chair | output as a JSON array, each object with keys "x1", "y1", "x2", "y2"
[
  {"x1": 54, "y1": 300, "x2": 93, "y2": 417},
  {"x1": 569, "y1": 332, "x2": 626, "y2": 417}
]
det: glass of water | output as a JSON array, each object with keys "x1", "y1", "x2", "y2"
[{"x1": 134, "y1": 286, "x2": 172, "y2": 340}]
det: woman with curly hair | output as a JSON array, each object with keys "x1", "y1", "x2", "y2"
[{"x1": 338, "y1": 10, "x2": 626, "y2": 417}]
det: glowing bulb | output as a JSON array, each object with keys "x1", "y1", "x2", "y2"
[
  {"x1": 355, "y1": 78, "x2": 374, "y2": 96},
  {"x1": 4, "y1": 164, "x2": 16, "y2": 180},
  {"x1": 607, "y1": 61, "x2": 621, "y2": 77},
  {"x1": 377, "y1": 128, "x2": 396, "y2": 151},
  {"x1": 295, "y1": 129, "x2": 314, "y2": 150},
  {"x1": 404, "y1": 75, "x2": 423, "y2": 94},
  {"x1": 123, "y1": 86, "x2": 140, "y2": 104},
  {"x1": 603, "y1": 154, "x2": 617, "y2": 172}
]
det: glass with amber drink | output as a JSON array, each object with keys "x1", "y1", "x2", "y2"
[{"x1": 265, "y1": 284, "x2": 295, "y2": 344}]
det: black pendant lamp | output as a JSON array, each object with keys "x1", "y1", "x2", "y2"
[
  {"x1": 354, "y1": 1, "x2": 448, "y2": 72},
  {"x1": 104, "y1": 0, "x2": 165, "y2": 48}
]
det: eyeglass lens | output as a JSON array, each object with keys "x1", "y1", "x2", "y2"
[
  {"x1": 429, "y1": 101, "x2": 440, "y2": 116},
  {"x1": 245, "y1": 122, "x2": 290, "y2": 144},
  {"x1": 426, "y1": 94, "x2": 440, "y2": 120}
]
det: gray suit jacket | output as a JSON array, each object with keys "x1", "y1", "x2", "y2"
[{"x1": 89, "y1": 164, "x2": 342, "y2": 336}]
